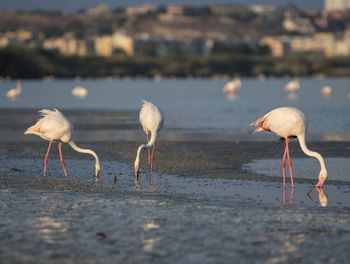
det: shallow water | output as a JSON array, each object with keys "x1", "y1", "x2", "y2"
[
  {"x1": 1, "y1": 78, "x2": 350, "y2": 262},
  {"x1": 1, "y1": 144, "x2": 350, "y2": 263},
  {"x1": 243, "y1": 157, "x2": 350, "y2": 182},
  {"x1": 1, "y1": 78, "x2": 349, "y2": 140},
  {"x1": 2, "y1": 157, "x2": 350, "y2": 208}
]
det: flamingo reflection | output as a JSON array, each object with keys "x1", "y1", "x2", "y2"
[
  {"x1": 134, "y1": 169, "x2": 155, "y2": 193},
  {"x1": 307, "y1": 188, "x2": 328, "y2": 207},
  {"x1": 316, "y1": 188, "x2": 328, "y2": 207},
  {"x1": 287, "y1": 92, "x2": 298, "y2": 100},
  {"x1": 224, "y1": 91, "x2": 238, "y2": 101},
  {"x1": 282, "y1": 186, "x2": 294, "y2": 206}
]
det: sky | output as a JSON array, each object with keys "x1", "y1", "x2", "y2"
[{"x1": 0, "y1": 0, "x2": 323, "y2": 12}]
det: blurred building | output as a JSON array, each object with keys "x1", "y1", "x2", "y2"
[
  {"x1": 43, "y1": 33, "x2": 87, "y2": 56},
  {"x1": 112, "y1": 31, "x2": 134, "y2": 56},
  {"x1": 88, "y1": 4, "x2": 110, "y2": 16},
  {"x1": 0, "y1": 35, "x2": 9, "y2": 47},
  {"x1": 94, "y1": 36, "x2": 113, "y2": 57},
  {"x1": 262, "y1": 33, "x2": 350, "y2": 57},
  {"x1": 210, "y1": 4, "x2": 248, "y2": 16},
  {"x1": 282, "y1": 17, "x2": 315, "y2": 34},
  {"x1": 0, "y1": 30, "x2": 34, "y2": 47},
  {"x1": 260, "y1": 36, "x2": 290, "y2": 57},
  {"x1": 126, "y1": 4, "x2": 157, "y2": 16},
  {"x1": 134, "y1": 34, "x2": 213, "y2": 57},
  {"x1": 324, "y1": 0, "x2": 350, "y2": 13},
  {"x1": 250, "y1": 4, "x2": 278, "y2": 19}
]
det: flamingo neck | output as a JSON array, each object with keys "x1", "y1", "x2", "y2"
[
  {"x1": 297, "y1": 133, "x2": 326, "y2": 172},
  {"x1": 134, "y1": 130, "x2": 157, "y2": 169},
  {"x1": 68, "y1": 141, "x2": 100, "y2": 170}
]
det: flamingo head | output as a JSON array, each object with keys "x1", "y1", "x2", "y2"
[{"x1": 316, "y1": 168, "x2": 327, "y2": 188}]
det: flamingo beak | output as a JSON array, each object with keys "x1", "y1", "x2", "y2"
[{"x1": 315, "y1": 178, "x2": 325, "y2": 188}]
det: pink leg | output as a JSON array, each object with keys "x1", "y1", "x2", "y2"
[
  {"x1": 58, "y1": 142, "x2": 68, "y2": 177},
  {"x1": 281, "y1": 139, "x2": 288, "y2": 188},
  {"x1": 289, "y1": 186, "x2": 294, "y2": 204},
  {"x1": 285, "y1": 138, "x2": 294, "y2": 188},
  {"x1": 43, "y1": 141, "x2": 52, "y2": 176},
  {"x1": 150, "y1": 143, "x2": 156, "y2": 171},
  {"x1": 147, "y1": 170, "x2": 154, "y2": 192},
  {"x1": 146, "y1": 133, "x2": 151, "y2": 165}
]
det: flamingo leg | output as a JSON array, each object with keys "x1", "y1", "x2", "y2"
[
  {"x1": 285, "y1": 138, "x2": 295, "y2": 188},
  {"x1": 147, "y1": 170, "x2": 154, "y2": 192},
  {"x1": 58, "y1": 142, "x2": 68, "y2": 177},
  {"x1": 43, "y1": 141, "x2": 52, "y2": 177},
  {"x1": 146, "y1": 133, "x2": 151, "y2": 166},
  {"x1": 150, "y1": 143, "x2": 156, "y2": 171},
  {"x1": 289, "y1": 185, "x2": 294, "y2": 204},
  {"x1": 281, "y1": 139, "x2": 288, "y2": 188}
]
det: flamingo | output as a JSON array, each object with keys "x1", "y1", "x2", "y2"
[
  {"x1": 24, "y1": 109, "x2": 100, "y2": 177},
  {"x1": 250, "y1": 107, "x2": 327, "y2": 188},
  {"x1": 223, "y1": 78, "x2": 242, "y2": 101},
  {"x1": 222, "y1": 78, "x2": 242, "y2": 94},
  {"x1": 71, "y1": 86, "x2": 88, "y2": 99},
  {"x1": 284, "y1": 79, "x2": 300, "y2": 93},
  {"x1": 6, "y1": 80, "x2": 22, "y2": 100},
  {"x1": 134, "y1": 100, "x2": 164, "y2": 177},
  {"x1": 320, "y1": 86, "x2": 333, "y2": 97}
]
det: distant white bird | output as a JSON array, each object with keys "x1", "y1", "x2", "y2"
[
  {"x1": 320, "y1": 86, "x2": 333, "y2": 97},
  {"x1": 24, "y1": 109, "x2": 100, "y2": 177},
  {"x1": 134, "y1": 100, "x2": 164, "y2": 177},
  {"x1": 71, "y1": 86, "x2": 88, "y2": 99},
  {"x1": 284, "y1": 79, "x2": 300, "y2": 93},
  {"x1": 251, "y1": 107, "x2": 327, "y2": 188},
  {"x1": 6, "y1": 80, "x2": 22, "y2": 100},
  {"x1": 223, "y1": 78, "x2": 242, "y2": 94}
]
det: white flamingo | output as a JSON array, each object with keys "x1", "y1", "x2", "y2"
[
  {"x1": 134, "y1": 100, "x2": 164, "y2": 177},
  {"x1": 71, "y1": 86, "x2": 88, "y2": 99},
  {"x1": 320, "y1": 86, "x2": 333, "y2": 97},
  {"x1": 284, "y1": 79, "x2": 300, "y2": 93},
  {"x1": 24, "y1": 109, "x2": 100, "y2": 177},
  {"x1": 6, "y1": 80, "x2": 22, "y2": 100},
  {"x1": 251, "y1": 107, "x2": 327, "y2": 188},
  {"x1": 222, "y1": 78, "x2": 241, "y2": 94}
]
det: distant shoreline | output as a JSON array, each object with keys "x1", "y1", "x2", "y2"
[{"x1": 2, "y1": 46, "x2": 350, "y2": 79}]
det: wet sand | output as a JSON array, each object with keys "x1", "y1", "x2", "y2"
[{"x1": 1, "y1": 109, "x2": 350, "y2": 263}]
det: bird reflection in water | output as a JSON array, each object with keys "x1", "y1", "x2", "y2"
[
  {"x1": 287, "y1": 92, "x2": 298, "y2": 100},
  {"x1": 147, "y1": 170, "x2": 154, "y2": 192},
  {"x1": 134, "y1": 169, "x2": 154, "y2": 193},
  {"x1": 224, "y1": 91, "x2": 239, "y2": 101},
  {"x1": 282, "y1": 186, "x2": 294, "y2": 206},
  {"x1": 307, "y1": 188, "x2": 328, "y2": 207}
]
